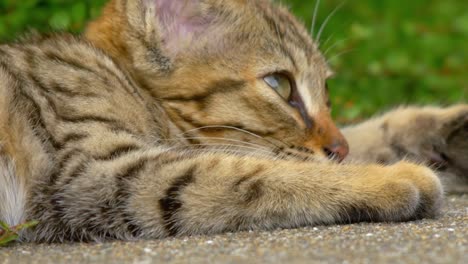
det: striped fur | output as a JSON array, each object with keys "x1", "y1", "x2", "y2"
[{"x1": 0, "y1": 0, "x2": 463, "y2": 243}]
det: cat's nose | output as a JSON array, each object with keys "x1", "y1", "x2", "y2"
[
  {"x1": 303, "y1": 111, "x2": 349, "y2": 163},
  {"x1": 323, "y1": 140, "x2": 349, "y2": 163}
]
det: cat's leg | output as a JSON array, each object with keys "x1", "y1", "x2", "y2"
[
  {"x1": 343, "y1": 104, "x2": 468, "y2": 192},
  {"x1": 144, "y1": 155, "x2": 443, "y2": 237},
  {"x1": 26, "y1": 148, "x2": 442, "y2": 242}
]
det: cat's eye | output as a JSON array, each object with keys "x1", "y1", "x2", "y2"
[{"x1": 264, "y1": 73, "x2": 292, "y2": 100}]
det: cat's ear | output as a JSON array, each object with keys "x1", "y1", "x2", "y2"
[{"x1": 128, "y1": 0, "x2": 215, "y2": 56}]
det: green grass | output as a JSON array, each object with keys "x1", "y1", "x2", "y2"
[
  {"x1": 287, "y1": 0, "x2": 467, "y2": 123},
  {"x1": 0, "y1": 221, "x2": 38, "y2": 246},
  {"x1": 0, "y1": 0, "x2": 466, "y2": 123}
]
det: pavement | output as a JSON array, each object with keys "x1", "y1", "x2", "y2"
[{"x1": 1, "y1": 194, "x2": 467, "y2": 264}]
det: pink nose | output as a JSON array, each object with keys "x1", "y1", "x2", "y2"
[{"x1": 323, "y1": 141, "x2": 349, "y2": 163}]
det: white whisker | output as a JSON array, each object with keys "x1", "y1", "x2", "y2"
[
  {"x1": 326, "y1": 48, "x2": 354, "y2": 64},
  {"x1": 160, "y1": 136, "x2": 273, "y2": 152},
  {"x1": 177, "y1": 125, "x2": 282, "y2": 149},
  {"x1": 164, "y1": 143, "x2": 276, "y2": 157},
  {"x1": 316, "y1": 2, "x2": 345, "y2": 43},
  {"x1": 319, "y1": 33, "x2": 334, "y2": 49},
  {"x1": 324, "y1": 38, "x2": 348, "y2": 56},
  {"x1": 311, "y1": 0, "x2": 321, "y2": 38}
]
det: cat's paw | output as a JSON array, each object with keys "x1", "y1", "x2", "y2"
[
  {"x1": 439, "y1": 105, "x2": 468, "y2": 172},
  {"x1": 385, "y1": 105, "x2": 468, "y2": 179},
  {"x1": 348, "y1": 162, "x2": 443, "y2": 221},
  {"x1": 386, "y1": 162, "x2": 444, "y2": 220}
]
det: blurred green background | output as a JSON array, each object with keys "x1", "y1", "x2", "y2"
[{"x1": 0, "y1": 0, "x2": 466, "y2": 123}]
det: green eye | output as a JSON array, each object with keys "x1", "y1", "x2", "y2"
[{"x1": 264, "y1": 73, "x2": 292, "y2": 100}]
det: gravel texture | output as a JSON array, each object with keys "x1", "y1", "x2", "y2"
[{"x1": 1, "y1": 195, "x2": 467, "y2": 264}]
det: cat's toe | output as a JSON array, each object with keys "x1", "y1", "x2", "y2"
[{"x1": 390, "y1": 162, "x2": 444, "y2": 219}]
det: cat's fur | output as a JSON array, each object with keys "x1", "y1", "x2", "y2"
[
  {"x1": 344, "y1": 105, "x2": 468, "y2": 193},
  {"x1": 0, "y1": 0, "x2": 464, "y2": 243}
]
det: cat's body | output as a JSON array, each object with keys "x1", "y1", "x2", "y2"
[{"x1": 0, "y1": 0, "x2": 465, "y2": 242}]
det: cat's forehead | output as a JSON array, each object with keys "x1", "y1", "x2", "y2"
[
  {"x1": 252, "y1": 0, "x2": 331, "y2": 77},
  {"x1": 203, "y1": 0, "x2": 332, "y2": 78}
]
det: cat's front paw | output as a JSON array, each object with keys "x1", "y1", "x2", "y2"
[{"x1": 387, "y1": 162, "x2": 444, "y2": 220}]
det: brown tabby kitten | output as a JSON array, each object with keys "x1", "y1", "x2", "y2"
[{"x1": 0, "y1": 0, "x2": 462, "y2": 243}]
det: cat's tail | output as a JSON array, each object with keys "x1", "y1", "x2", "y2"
[{"x1": 0, "y1": 146, "x2": 27, "y2": 228}]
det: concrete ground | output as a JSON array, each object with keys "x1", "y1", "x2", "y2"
[{"x1": 1, "y1": 194, "x2": 467, "y2": 264}]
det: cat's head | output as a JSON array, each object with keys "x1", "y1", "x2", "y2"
[{"x1": 86, "y1": 0, "x2": 349, "y2": 161}]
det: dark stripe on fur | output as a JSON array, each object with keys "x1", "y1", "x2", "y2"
[
  {"x1": 231, "y1": 165, "x2": 266, "y2": 204},
  {"x1": 60, "y1": 160, "x2": 88, "y2": 188},
  {"x1": 39, "y1": 44, "x2": 141, "y2": 100},
  {"x1": 60, "y1": 133, "x2": 88, "y2": 146},
  {"x1": 337, "y1": 204, "x2": 378, "y2": 224},
  {"x1": 25, "y1": 50, "x2": 136, "y2": 137},
  {"x1": 0, "y1": 60, "x2": 64, "y2": 150},
  {"x1": 43, "y1": 51, "x2": 97, "y2": 75},
  {"x1": 59, "y1": 113, "x2": 113, "y2": 123},
  {"x1": 94, "y1": 144, "x2": 141, "y2": 161},
  {"x1": 26, "y1": 98, "x2": 72, "y2": 149},
  {"x1": 260, "y1": 13, "x2": 298, "y2": 69},
  {"x1": 159, "y1": 166, "x2": 197, "y2": 236},
  {"x1": 21, "y1": 88, "x2": 64, "y2": 149},
  {"x1": 47, "y1": 149, "x2": 83, "y2": 186},
  {"x1": 171, "y1": 106, "x2": 274, "y2": 138},
  {"x1": 233, "y1": 166, "x2": 266, "y2": 190},
  {"x1": 49, "y1": 158, "x2": 148, "y2": 240},
  {"x1": 98, "y1": 61, "x2": 145, "y2": 100},
  {"x1": 114, "y1": 158, "x2": 149, "y2": 237},
  {"x1": 244, "y1": 179, "x2": 264, "y2": 204},
  {"x1": 49, "y1": 161, "x2": 88, "y2": 230},
  {"x1": 293, "y1": 146, "x2": 315, "y2": 154},
  {"x1": 162, "y1": 79, "x2": 245, "y2": 101},
  {"x1": 50, "y1": 81, "x2": 98, "y2": 98}
]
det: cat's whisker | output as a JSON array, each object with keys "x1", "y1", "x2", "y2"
[
  {"x1": 326, "y1": 48, "x2": 354, "y2": 64},
  {"x1": 323, "y1": 38, "x2": 348, "y2": 56},
  {"x1": 178, "y1": 125, "x2": 281, "y2": 149},
  {"x1": 311, "y1": 0, "x2": 321, "y2": 38},
  {"x1": 179, "y1": 125, "x2": 262, "y2": 140},
  {"x1": 164, "y1": 143, "x2": 275, "y2": 157},
  {"x1": 316, "y1": 1, "x2": 345, "y2": 43},
  {"x1": 319, "y1": 33, "x2": 334, "y2": 50},
  {"x1": 160, "y1": 136, "x2": 273, "y2": 152}
]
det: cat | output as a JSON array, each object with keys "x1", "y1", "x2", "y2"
[{"x1": 0, "y1": 0, "x2": 464, "y2": 243}]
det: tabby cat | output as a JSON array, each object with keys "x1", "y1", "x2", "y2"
[{"x1": 0, "y1": 0, "x2": 466, "y2": 243}]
